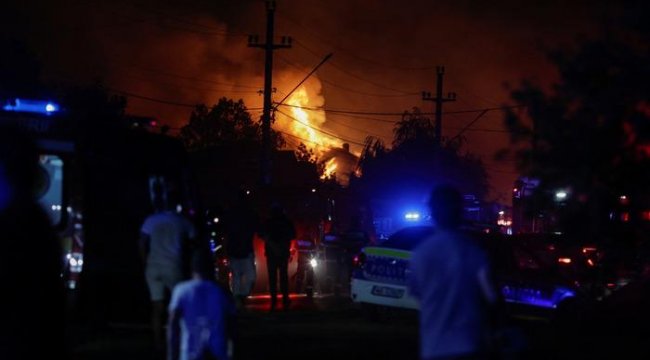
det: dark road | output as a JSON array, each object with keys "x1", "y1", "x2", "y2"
[
  {"x1": 71, "y1": 294, "x2": 419, "y2": 360},
  {"x1": 69, "y1": 293, "x2": 650, "y2": 360}
]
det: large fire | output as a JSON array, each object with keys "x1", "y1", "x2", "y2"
[
  {"x1": 322, "y1": 158, "x2": 338, "y2": 180},
  {"x1": 274, "y1": 77, "x2": 350, "y2": 181},
  {"x1": 283, "y1": 87, "x2": 340, "y2": 149},
  {"x1": 286, "y1": 87, "x2": 339, "y2": 149}
]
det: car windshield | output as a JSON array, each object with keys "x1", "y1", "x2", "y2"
[{"x1": 379, "y1": 226, "x2": 435, "y2": 250}]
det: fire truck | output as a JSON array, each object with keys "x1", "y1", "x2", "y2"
[{"x1": 0, "y1": 97, "x2": 199, "y2": 324}]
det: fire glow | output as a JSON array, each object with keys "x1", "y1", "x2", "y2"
[
  {"x1": 275, "y1": 81, "x2": 345, "y2": 180},
  {"x1": 322, "y1": 158, "x2": 338, "y2": 179},
  {"x1": 284, "y1": 87, "x2": 340, "y2": 150}
]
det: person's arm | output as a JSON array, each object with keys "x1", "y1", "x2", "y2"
[
  {"x1": 140, "y1": 217, "x2": 152, "y2": 265},
  {"x1": 168, "y1": 288, "x2": 183, "y2": 360},
  {"x1": 477, "y1": 257, "x2": 506, "y2": 352},
  {"x1": 477, "y1": 265, "x2": 498, "y2": 305},
  {"x1": 167, "y1": 309, "x2": 181, "y2": 360}
]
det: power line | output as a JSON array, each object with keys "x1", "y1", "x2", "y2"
[
  {"x1": 114, "y1": 62, "x2": 261, "y2": 89},
  {"x1": 107, "y1": 10, "x2": 237, "y2": 37},
  {"x1": 277, "y1": 103, "x2": 415, "y2": 116},
  {"x1": 276, "y1": 10, "x2": 438, "y2": 71},
  {"x1": 114, "y1": 71, "x2": 261, "y2": 95},
  {"x1": 275, "y1": 53, "x2": 333, "y2": 109},
  {"x1": 108, "y1": 88, "x2": 198, "y2": 108},
  {"x1": 450, "y1": 109, "x2": 489, "y2": 142},
  {"x1": 144, "y1": 7, "x2": 245, "y2": 35},
  {"x1": 450, "y1": 82, "x2": 504, "y2": 108},
  {"x1": 275, "y1": 109, "x2": 366, "y2": 146},
  {"x1": 276, "y1": 103, "x2": 523, "y2": 117},
  {"x1": 108, "y1": 87, "x2": 264, "y2": 111},
  {"x1": 291, "y1": 40, "x2": 418, "y2": 95},
  {"x1": 321, "y1": 79, "x2": 418, "y2": 98},
  {"x1": 277, "y1": 130, "x2": 321, "y2": 146},
  {"x1": 326, "y1": 62, "x2": 418, "y2": 96},
  {"x1": 446, "y1": 126, "x2": 510, "y2": 134},
  {"x1": 324, "y1": 116, "x2": 391, "y2": 140},
  {"x1": 328, "y1": 112, "x2": 511, "y2": 134},
  {"x1": 280, "y1": 128, "x2": 517, "y2": 170},
  {"x1": 86, "y1": 0, "x2": 246, "y2": 37},
  {"x1": 281, "y1": 135, "x2": 301, "y2": 148},
  {"x1": 326, "y1": 112, "x2": 400, "y2": 124},
  {"x1": 276, "y1": 56, "x2": 416, "y2": 98}
]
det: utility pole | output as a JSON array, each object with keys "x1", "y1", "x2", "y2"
[
  {"x1": 422, "y1": 66, "x2": 456, "y2": 147},
  {"x1": 248, "y1": 0, "x2": 291, "y2": 185}
]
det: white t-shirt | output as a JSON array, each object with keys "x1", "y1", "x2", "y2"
[
  {"x1": 141, "y1": 211, "x2": 196, "y2": 270},
  {"x1": 408, "y1": 229, "x2": 496, "y2": 359},
  {"x1": 169, "y1": 279, "x2": 236, "y2": 360}
]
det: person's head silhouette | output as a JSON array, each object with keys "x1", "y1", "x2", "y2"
[{"x1": 191, "y1": 249, "x2": 215, "y2": 280}]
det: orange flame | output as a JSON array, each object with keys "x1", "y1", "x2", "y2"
[
  {"x1": 274, "y1": 81, "x2": 346, "y2": 181},
  {"x1": 283, "y1": 87, "x2": 339, "y2": 149},
  {"x1": 273, "y1": 76, "x2": 360, "y2": 185},
  {"x1": 321, "y1": 157, "x2": 338, "y2": 180}
]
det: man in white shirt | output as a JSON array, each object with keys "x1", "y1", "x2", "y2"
[
  {"x1": 408, "y1": 185, "x2": 498, "y2": 360},
  {"x1": 168, "y1": 250, "x2": 236, "y2": 360},
  {"x1": 140, "y1": 204, "x2": 197, "y2": 351}
]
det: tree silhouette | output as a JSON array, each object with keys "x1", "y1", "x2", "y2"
[
  {"x1": 392, "y1": 107, "x2": 436, "y2": 148},
  {"x1": 295, "y1": 142, "x2": 317, "y2": 163},
  {"x1": 179, "y1": 98, "x2": 284, "y2": 151},
  {"x1": 352, "y1": 108, "x2": 489, "y2": 210},
  {"x1": 501, "y1": 18, "x2": 650, "y2": 236}
]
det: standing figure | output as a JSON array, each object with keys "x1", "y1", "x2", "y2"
[
  {"x1": 408, "y1": 184, "x2": 498, "y2": 360},
  {"x1": 225, "y1": 191, "x2": 259, "y2": 309},
  {"x1": 168, "y1": 250, "x2": 236, "y2": 360},
  {"x1": 261, "y1": 203, "x2": 296, "y2": 311},
  {"x1": 0, "y1": 125, "x2": 65, "y2": 359},
  {"x1": 140, "y1": 194, "x2": 197, "y2": 351}
]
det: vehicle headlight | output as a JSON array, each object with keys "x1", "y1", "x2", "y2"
[
  {"x1": 67, "y1": 252, "x2": 84, "y2": 273},
  {"x1": 310, "y1": 258, "x2": 318, "y2": 268}
]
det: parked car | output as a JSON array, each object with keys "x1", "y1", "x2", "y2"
[
  {"x1": 350, "y1": 226, "x2": 434, "y2": 310},
  {"x1": 350, "y1": 226, "x2": 619, "y2": 319}
]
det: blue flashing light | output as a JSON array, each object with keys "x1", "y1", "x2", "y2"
[
  {"x1": 2, "y1": 98, "x2": 59, "y2": 115},
  {"x1": 404, "y1": 212, "x2": 421, "y2": 221},
  {"x1": 501, "y1": 286, "x2": 576, "y2": 309}
]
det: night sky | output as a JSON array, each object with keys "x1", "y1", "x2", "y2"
[{"x1": 3, "y1": 0, "x2": 623, "y2": 203}]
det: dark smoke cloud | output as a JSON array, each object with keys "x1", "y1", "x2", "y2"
[{"x1": 3, "y1": 0, "x2": 620, "y2": 202}]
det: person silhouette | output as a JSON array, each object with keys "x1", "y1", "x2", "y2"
[
  {"x1": 140, "y1": 190, "x2": 197, "y2": 351},
  {"x1": 168, "y1": 250, "x2": 236, "y2": 360},
  {"x1": 261, "y1": 203, "x2": 296, "y2": 311},
  {"x1": 0, "y1": 124, "x2": 65, "y2": 359},
  {"x1": 408, "y1": 184, "x2": 498, "y2": 360},
  {"x1": 224, "y1": 190, "x2": 260, "y2": 309}
]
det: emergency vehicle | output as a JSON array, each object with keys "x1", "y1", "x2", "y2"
[{"x1": 0, "y1": 97, "x2": 198, "y2": 323}]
